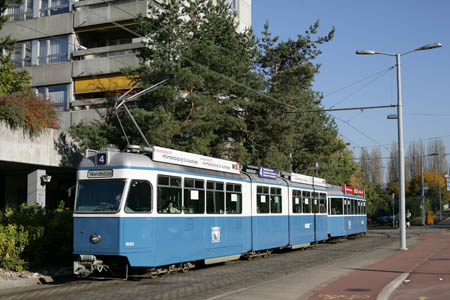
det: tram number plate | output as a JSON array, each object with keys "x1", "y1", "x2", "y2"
[{"x1": 88, "y1": 169, "x2": 113, "y2": 178}]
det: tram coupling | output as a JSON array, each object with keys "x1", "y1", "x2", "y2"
[{"x1": 74, "y1": 255, "x2": 110, "y2": 277}]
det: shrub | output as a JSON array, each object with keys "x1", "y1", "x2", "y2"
[
  {"x1": 0, "y1": 93, "x2": 58, "y2": 135},
  {"x1": 0, "y1": 224, "x2": 29, "y2": 271},
  {"x1": 0, "y1": 202, "x2": 73, "y2": 271}
]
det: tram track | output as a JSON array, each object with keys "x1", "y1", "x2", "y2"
[{"x1": 0, "y1": 230, "x2": 397, "y2": 300}]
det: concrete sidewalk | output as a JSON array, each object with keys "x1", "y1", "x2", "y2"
[{"x1": 207, "y1": 227, "x2": 450, "y2": 300}]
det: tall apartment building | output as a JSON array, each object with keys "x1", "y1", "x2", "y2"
[
  {"x1": 1, "y1": 0, "x2": 252, "y2": 129},
  {"x1": 0, "y1": 0, "x2": 251, "y2": 209}
]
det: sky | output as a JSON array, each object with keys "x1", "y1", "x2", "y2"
[{"x1": 252, "y1": 0, "x2": 450, "y2": 172}]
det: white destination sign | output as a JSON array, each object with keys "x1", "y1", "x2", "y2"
[
  {"x1": 88, "y1": 169, "x2": 113, "y2": 178},
  {"x1": 290, "y1": 173, "x2": 326, "y2": 187},
  {"x1": 152, "y1": 146, "x2": 241, "y2": 174}
]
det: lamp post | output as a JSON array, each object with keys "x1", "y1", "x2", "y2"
[
  {"x1": 356, "y1": 42, "x2": 442, "y2": 250},
  {"x1": 421, "y1": 155, "x2": 425, "y2": 226}
]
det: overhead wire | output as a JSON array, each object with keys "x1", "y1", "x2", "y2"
[
  {"x1": 10, "y1": 2, "x2": 399, "y2": 152},
  {"x1": 327, "y1": 65, "x2": 395, "y2": 109}
]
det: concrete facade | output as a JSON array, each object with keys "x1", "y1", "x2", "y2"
[
  {"x1": 0, "y1": 0, "x2": 252, "y2": 208},
  {"x1": 20, "y1": 62, "x2": 73, "y2": 86},
  {"x1": 0, "y1": 0, "x2": 252, "y2": 124},
  {"x1": 73, "y1": 0, "x2": 148, "y2": 28},
  {"x1": 0, "y1": 122, "x2": 78, "y2": 209},
  {"x1": 0, "y1": 122, "x2": 65, "y2": 167},
  {"x1": 0, "y1": 13, "x2": 73, "y2": 41}
]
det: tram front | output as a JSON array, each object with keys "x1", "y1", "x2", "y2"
[{"x1": 73, "y1": 146, "x2": 154, "y2": 277}]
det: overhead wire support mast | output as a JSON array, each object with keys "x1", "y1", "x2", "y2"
[{"x1": 284, "y1": 104, "x2": 397, "y2": 113}]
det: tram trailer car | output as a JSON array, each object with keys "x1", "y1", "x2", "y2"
[
  {"x1": 73, "y1": 145, "x2": 366, "y2": 277},
  {"x1": 327, "y1": 184, "x2": 367, "y2": 238}
]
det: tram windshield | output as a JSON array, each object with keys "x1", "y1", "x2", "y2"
[{"x1": 75, "y1": 180, "x2": 125, "y2": 212}]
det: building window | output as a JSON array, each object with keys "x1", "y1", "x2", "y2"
[
  {"x1": 40, "y1": 0, "x2": 70, "y2": 17},
  {"x1": 37, "y1": 35, "x2": 69, "y2": 65},
  {"x1": 11, "y1": 41, "x2": 32, "y2": 68},
  {"x1": 5, "y1": 0, "x2": 33, "y2": 22},
  {"x1": 225, "y1": 0, "x2": 237, "y2": 10},
  {"x1": 34, "y1": 84, "x2": 69, "y2": 111}
]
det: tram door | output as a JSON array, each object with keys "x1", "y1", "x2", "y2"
[{"x1": 312, "y1": 192, "x2": 328, "y2": 241}]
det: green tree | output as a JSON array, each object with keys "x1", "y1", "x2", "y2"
[
  {"x1": 73, "y1": 0, "x2": 263, "y2": 161},
  {"x1": 251, "y1": 21, "x2": 356, "y2": 183},
  {"x1": 71, "y1": 0, "x2": 358, "y2": 186}
]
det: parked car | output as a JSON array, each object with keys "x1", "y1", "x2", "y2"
[{"x1": 377, "y1": 215, "x2": 393, "y2": 224}]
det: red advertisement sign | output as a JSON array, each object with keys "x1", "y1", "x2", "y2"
[{"x1": 342, "y1": 185, "x2": 354, "y2": 194}]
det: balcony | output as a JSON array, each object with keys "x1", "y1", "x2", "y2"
[
  {"x1": 0, "y1": 12, "x2": 73, "y2": 42},
  {"x1": 72, "y1": 41, "x2": 142, "y2": 77},
  {"x1": 73, "y1": 0, "x2": 148, "y2": 28}
]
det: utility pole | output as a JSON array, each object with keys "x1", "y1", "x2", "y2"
[{"x1": 421, "y1": 157, "x2": 425, "y2": 225}]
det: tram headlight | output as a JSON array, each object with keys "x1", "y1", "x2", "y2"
[{"x1": 90, "y1": 233, "x2": 101, "y2": 244}]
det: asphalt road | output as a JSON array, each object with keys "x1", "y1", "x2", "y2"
[{"x1": 0, "y1": 229, "x2": 420, "y2": 300}]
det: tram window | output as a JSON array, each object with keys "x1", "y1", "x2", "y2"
[
  {"x1": 75, "y1": 180, "x2": 125, "y2": 212},
  {"x1": 292, "y1": 190, "x2": 302, "y2": 213},
  {"x1": 125, "y1": 180, "x2": 152, "y2": 213},
  {"x1": 184, "y1": 178, "x2": 205, "y2": 214},
  {"x1": 352, "y1": 199, "x2": 357, "y2": 215},
  {"x1": 157, "y1": 175, "x2": 182, "y2": 214},
  {"x1": 257, "y1": 186, "x2": 270, "y2": 213},
  {"x1": 302, "y1": 191, "x2": 311, "y2": 213},
  {"x1": 344, "y1": 198, "x2": 351, "y2": 215},
  {"x1": 207, "y1": 181, "x2": 224, "y2": 214},
  {"x1": 270, "y1": 187, "x2": 282, "y2": 214},
  {"x1": 226, "y1": 183, "x2": 242, "y2": 214},
  {"x1": 319, "y1": 193, "x2": 326, "y2": 213},
  {"x1": 330, "y1": 198, "x2": 343, "y2": 215},
  {"x1": 312, "y1": 192, "x2": 319, "y2": 213}
]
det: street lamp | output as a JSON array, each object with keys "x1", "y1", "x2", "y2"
[{"x1": 356, "y1": 42, "x2": 442, "y2": 250}]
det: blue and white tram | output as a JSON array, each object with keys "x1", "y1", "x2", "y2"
[
  {"x1": 73, "y1": 145, "x2": 367, "y2": 277},
  {"x1": 242, "y1": 166, "x2": 289, "y2": 252},
  {"x1": 327, "y1": 184, "x2": 367, "y2": 238},
  {"x1": 281, "y1": 172, "x2": 329, "y2": 246},
  {"x1": 73, "y1": 145, "x2": 251, "y2": 276}
]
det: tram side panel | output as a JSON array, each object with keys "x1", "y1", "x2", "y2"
[
  {"x1": 289, "y1": 188, "x2": 314, "y2": 246},
  {"x1": 313, "y1": 191, "x2": 328, "y2": 242},
  {"x1": 149, "y1": 174, "x2": 252, "y2": 267},
  {"x1": 251, "y1": 182, "x2": 289, "y2": 251},
  {"x1": 327, "y1": 196, "x2": 346, "y2": 238}
]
